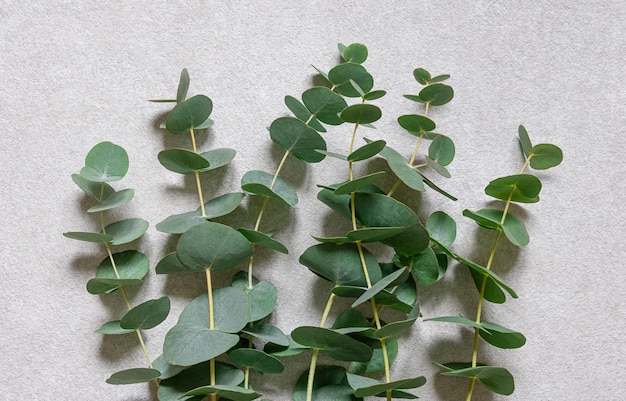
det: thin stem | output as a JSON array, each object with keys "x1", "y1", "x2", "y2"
[
  {"x1": 188, "y1": 128, "x2": 207, "y2": 216},
  {"x1": 206, "y1": 268, "x2": 216, "y2": 401},
  {"x1": 305, "y1": 292, "x2": 337, "y2": 401}
]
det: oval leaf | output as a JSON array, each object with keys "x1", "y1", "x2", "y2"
[
  {"x1": 340, "y1": 104, "x2": 382, "y2": 124},
  {"x1": 429, "y1": 135, "x2": 455, "y2": 166},
  {"x1": 87, "y1": 189, "x2": 134, "y2": 213},
  {"x1": 105, "y1": 218, "x2": 149, "y2": 245},
  {"x1": 291, "y1": 326, "x2": 372, "y2": 362},
  {"x1": 299, "y1": 243, "x2": 381, "y2": 286},
  {"x1": 419, "y1": 83, "x2": 454, "y2": 106},
  {"x1": 228, "y1": 348, "x2": 284, "y2": 373},
  {"x1": 342, "y1": 43, "x2": 368, "y2": 64},
  {"x1": 328, "y1": 62, "x2": 374, "y2": 98},
  {"x1": 198, "y1": 148, "x2": 236, "y2": 170},
  {"x1": 302, "y1": 86, "x2": 347, "y2": 125},
  {"x1": 80, "y1": 142, "x2": 129, "y2": 182},
  {"x1": 427, "y1": 211, "x2": 456, "y2": 246},
  {"x1": 269, "y1": 117, "x2": 326, "y2": 163},
  {"x1": 479, "y1": 321, "x2": 526, "y2": 349},
  {"x1": 163, "y1": 324, "x2": 239, "y2": 366},
  {"x1": 158, "y1": 148, "x2": 210, "y2": 174},
  {"x1": 529, "y1": 143, "x2": 563, "y2": 170},
  {"x1": 176, "y1": 222, "x2": 253, "y2": 272},
  {"x1": 397, "y1": 114, "x2": 436, "y2": 134},
  {"x1": 120, "y1": 296, "x2": 170, "y2": 330},
  {"x1": 485, "y1": 174, "x2": 542, "y2": 203},
  {"x1": 166, "y1": 95, "x2": 213, "y2": 134},
  {"x1": 333, "y1": 171, "x2": 386, "y2": 195},
  {"x1": 348, "y1": 139, "x2": 386, "y2": 162},
  {"x1": 106, "y1": 368, "x2": 160, "y2": 385}
]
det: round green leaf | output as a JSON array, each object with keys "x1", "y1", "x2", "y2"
[
  {"x1": 106, "y1": 368, "x2": 160, "y2": 385},
  {"x1": 87, "y1": 188, "x2": 134, "y2": 213},
  {"x1": 152, "y1": 355, "x2": 187, "y2": 381},
  {"x1": 163, "y1": 324, "x2": 239, "y2": 366},
  {"x1": 229, "y1": 348, "x2": 284, "y2": 373},
  {"x1": 340, "y1": 104, "x2": 382, "y2": 124},
  {"x1": 299, "y1": 243, "x2": 381, "y2": 286},
  {"x1": 463, "y1": 208, "x2": 529, "y2": 247},
  {"x1": 413, "y1": 68, "x2": 431, "y2": 85},
  {"x1": 430, "y1": 74, "x2": 451, "y2": 83},
  {"x1": 346, "y1": 227, "x2": 407, "y2": 243},
  {"x1": 241, "y1": 278, "x2": 278, "y2": 322},
  {"x1": 166, "y1": 95, "x2": 213, "y2": 134},
  {"x1": 397, "y1": 114, "x2": 436, "y2": 134},
  {"x1": 342, "y1": 43, "x2": 368, "y2": 63},
  {"x1": 348, "y1": 140, "x2": 386, "y2": 162},
  {"x1": 71, "y1": 174, "x2": 115, "y2": 200},
  {"x1": 302, "y1": 86, "x2": 347, "y2": 125},
  {"x1": 269, "y1": 117, "x2": 327, "y2": 163},
  {"x1": 176, "y1": 222, "x2": 253, "y2": 272},
  {"x1": 480, "y1": 321, "x2": 526, "y2": 349},
  {"x1": 88, "y1": 250, "x2": 150, "y2": 294},
  {"x1": 427, "y1": 211, "x2": 456, "y2": 246},
  {"x1": 406, "y1": 247, "x2": 441, "y2": 285},
  {"x1": 104, "y1": 218, "x2": 149, "y2": 245},
  {"x1": 529, "y1": 143, "x2": 563, "y2": 170},
  {"x1": 291, "y1": 326, "x2": 372, "y2": 362},
  {"x1": 328, "y1": 62, "x2": 374, "y2": 98},
  {"x1": 120, "y1": 296, "x2": 170, "y2": 330},
  {"x1": 158, "y1": 148, "x2": 210, "y2": 174},
  {"x1": 347, "y1": 373, "x2": 426, "y2": 398},
  {"x1": 62, "y1": 231, "x2": 112, "y2": 243},
  {"x1": 372, "y1": 317, "x2": 417, "y2": 340},
  {"x1": 470, "y1": 268, "x2": 506, "y2": 304},
  {"x1": 418, "y1": 83, "x2": 454, "y2": 106},
  {"x1": 80, "y1": 142, "x2": 129, "y2": 182},
  {"x1": 178, "y1": 287, "x2": 249, "y2": 333},
  {"x1": 429, "y1": 135, "x2": 455, "y2": 166},
  {"x1": 349, "y1": 336, "x2": 398, "y2": 375},
  {"x1": 198, "y1": 148, "x2": 236, "y2": 170},
  {"x1": 485, "y1": 174, "x2": 542, "y2": 203},
  {"x1": 241, "y1": 170, "x2": 298, "y2": 207},
  {"x1": 354, "y1": 193, "x2": 429, "y2": 255}
]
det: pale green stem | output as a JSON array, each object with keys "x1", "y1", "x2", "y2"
[
  {"x1": 206, "y1": 268, "x2": 216, "y2": 401},
  {"x1": 305, "y1": 293, "x2": 337, "y2": 401}
]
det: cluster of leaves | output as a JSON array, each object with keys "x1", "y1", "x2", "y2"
[
  {"x1": 426, "y1": 126, "x2": 562, "y2": 399},
  {"x1": 65, "y1": 43, "x2": 562, "y2": 401},
  {"x1": 64, "y1": 142, "x2": 168, "y2": 385}
]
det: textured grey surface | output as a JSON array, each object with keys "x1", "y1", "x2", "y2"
[{"x1": 1, "y1": 1, "x2": 624, "y2": 400}]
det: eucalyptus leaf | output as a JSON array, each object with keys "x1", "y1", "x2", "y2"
[
  {"x1": 176, "y1": 68, "x2": 189, "y2": 103},
  {"x1": 106, "y1": 368, "x2": 160, "y2": 385},
  {"x1": 242, "y1": 323, "x2": 289, "y2": 347},
  {"x1": 88, "y1": 250, "x2": 150, "y2": 293},
  {"x1": 155, "y1": 252, "x2": 195, "y2": 274},
  {"x1": 439, "y1": 364, "x2": 514, "y2": 395},
  {"x1": 241, "y1": 170, "x2": 298, "y2": 207},
  {"x1": 427, "y1": 211, "x2": 456, "y2": 246},
  {"x1": 71, "y1": 174, "x2": 115, "y2": 200},
  {"x1": 87, "y1": 188, "x2": 134, "y2": 213},
  {"x1": 80, "y1": 141, "x2": 129, "y2": 182},
  {"x1": 228, "y1": 348, "x2": 284, "y2": 373},
  {"x1": 378, "y1": 145, "x2": 425, "y2": 191},
  {"x1": 152, "y1": 355, "x2": 187, "y2": 380},
  {"x1": 291, "y1": 326, "x2": 372, "y2": 362},
  {"x1": 342, "y1": 43, "x2": 368, "y2": 64},
  {"x1": 177, "y1": 288, "x2": 249, "y2": 333},
  {"x1": 406, "y1": 247, "x2": 442, "y2": 285},
  {"x1": 413, "y1": 68, "x2": 431, "y2": 85},
  {"x1": 238, "y1": 228, "x2": 288, "y2": 254},
  {"x1": 346, "y1": 227, "x2": 407, "y2": 243},
  {"x1": 158, "y1": 148, "x2": 210, "y2": 174},
  {"x1": 328, "y1": 62, "x2": 374, "y2": 98},
  {"x1": 429, "y1": 135, "x2": 455, "y2": 166},
  {"x1": 479, "y1": 321, "x2": 526, "y2": 349},
  {"x1": 293, "y1": 366, "x2": 358, "y2": 401},
  {"x1": 518, "y1": 125, "x2": 532, "y2": 157},
  {"x1": 104, "y1": 218, "x2": 149, "y2": 245},
  {"x1": 120, "y1": 296, "x2": 170, "y2": 330},
  {"x1": 198, "y1": 148, "x2": 237, "y2": 170},
  {"x1": 157, "y1": 361, "x2": 244, "y2": 401},
  {"x1": 95, "y1": 320, "x2": 135, "y2": 335},
  {"x1": 63, "y1": 231, "x2": 113, "y2": 243},
  {"x1": 372, "y1": 315, "x2": 418, "y2": 340},
  {"x1": 348, "y1": 140, "x2": 386, "y2": 162},
  {"x1": 347, "y1": 373, "x2": 425, "y2": 398},
  {"x1": 166, "y1": 95, "x2": 213, "y2": 134},
  {"x1": 348, "y1": 336, "x2": 399, "y2": 375},
  {"x1": 418, "y1": 83, "x2": 454, "y2": 106},
  {"x1": 163, "y1": 324, "x2": 239, "y2": 366},
  {"x1": 333, "y1": 171, "x2": 386, "y2": 195},
  {"x1": 352, "y1": 267, "x2": 409, "y2": 308},
  {"x1": 340, "y1": 104, "x2": 382, "y2": 124},
  {"x1": 86, "y1": 278, "x2": 142, "y2": 294},
  {"x1": 484, "y1": 174, "x2": 542, "y2": 203},
  {"x1": 430, "y1": 74, "x2": 451, "y2": 83},
  {"x1": 364, "y1": 90, "x2": 386, "y2": 100},
  {"x1": 299, "y1": 243, "x2": 381, "y2": 286},
  {"x1": 269, "y1": 117, "x2": 326, "y2": 163},
  {"x1": 354, "y1": 193, "x2": 429, "y2": 255},
  {"x1": 284, "y1": 95, "x2": 326, "y2": 132},
  {"x1": 176, "y1": 222, "x2": 253, "y2": 272},
  {"x1": 529, "y1": 143, "x2": 563, "y2": 170},
  {"x1": 463, "y1": 208, "x2": 529, "y2": 247},
  {"x1": 470, "y1": 268, "x2": 506, "y2": 304},
  {"x1": 397, "y1": 114, "x2": 436, "y2": 134},
  {"x1": 182, "y1": 385, "x2": 261, "y2": 401},
  {"x1": 424, "y1": 316, "x2": 486, "y2": 331},
  {"x1": 302, "y1": 86, "x2": 347, "y2": 125},
  {"x1": 427, "y1": 157, "x2": 451, "y2": 178}
]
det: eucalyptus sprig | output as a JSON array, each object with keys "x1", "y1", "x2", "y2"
[
  {"x1": 427, "y1": 125, "x2": 563, "y2": 399},
  {"x1": 64, "y1": 142, "x2": 169, "y2": 387}
]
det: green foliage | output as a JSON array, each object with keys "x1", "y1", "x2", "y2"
[{"x1": 66, "y1": 44, "x2": 561, "y2": 401}]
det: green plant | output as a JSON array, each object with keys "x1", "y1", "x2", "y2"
[
  {"x1": 64, "y1": 43, "x2": 561, "y2": 401},
  {"x1": 63, "y1": 142, "x2": 169, "y2": 386}
]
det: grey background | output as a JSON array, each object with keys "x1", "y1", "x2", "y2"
[{"x1": 1, "y1": 1, "x2": 624, "y2": 400}]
